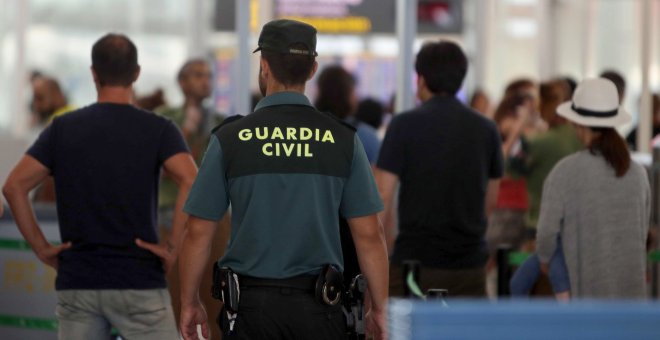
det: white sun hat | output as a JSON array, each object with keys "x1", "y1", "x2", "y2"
[{"x1": 556, "y1": 78, "x2": 631, "y2": 128}]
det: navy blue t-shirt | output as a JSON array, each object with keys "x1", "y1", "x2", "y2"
[
  {"x1": 27, "y1": 103, "x2": 189, "y2": 290},
  {"x1": 377, "y1": 96, "x2": 503, "y2": 269}
]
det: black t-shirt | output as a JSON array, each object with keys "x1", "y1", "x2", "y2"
[
  {"x1": 377, "y1": 96, "x2": 503, "y2": 269},
  {"x1": 27, "y1": 103, "x2": 189, "y2": 290}
]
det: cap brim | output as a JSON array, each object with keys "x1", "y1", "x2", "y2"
[
  {"x1": 556, "y1": 101, "x2": 631, "y2": 128},
  {"x1": 252, "y1": 47, "x2": 261, "y2": 53}
]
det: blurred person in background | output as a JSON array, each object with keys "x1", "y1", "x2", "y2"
[
  {"x1": 508, "y1": 78, "x2": 582, "y2": 249},
  {"x1": 600, "y1": 70, "x2": 626, "y2": 105},
  {"x1": 486, "y1": 93, "x2": 535, "y2": 264},
  {"x1": 157, "y1": 58, "x2": 227, "y2": 338},
  {"x1": 314, "y1": 65, "x2": 382, "y2": 290},
  {"x1": 315, "y1": 65, "x2": 381, "y2": 165},
  {"x1": 135, "y1": 88, "x2": 167, "y2": 111},
  {"x1": 562, "y1": 76, "x2": 577, "y2": 97},
  {"x1": 356, "y1": 97, "x2": 386, "y2": 132},
  {"x1": 31, "y1": 76, "x2": 75, "y2": 127},
  {"x1": 157, "y1": 58, "x2": 224, "y2": 227},
  {"x1": 30, "y1": 75, "x2": 76, "y2": 203},
  {"x1": 158, "y1": 59, "x2": 224, "y2": 161},
  {"x1": 469, "y1": 88, "x2": 492, "y2": 118},
  {"x1": 3, "y1": 33, "x2": 196, "y2": 340},
  {"x1": 504, "y1": 78, "x2": 547, "y2": 137},
  {"x1": 513, "y1": 78, "x2": 649, "y2": 299},
  {"x1": 377, "y1": 40, "x2": 503, "y2": 297}
]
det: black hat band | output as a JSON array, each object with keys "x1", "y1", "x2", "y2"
[{"x1": 571, "y1": 103, "x2": 617, "y2": 118}]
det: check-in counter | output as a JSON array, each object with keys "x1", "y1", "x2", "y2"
[{"x1": 0, "y1": 205, "x2": 59, "y2": 339}]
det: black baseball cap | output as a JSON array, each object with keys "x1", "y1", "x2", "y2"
[{"x1": 253, "y1": 19, "x2": 318, "y2": 57}]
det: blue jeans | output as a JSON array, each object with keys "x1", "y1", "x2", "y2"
[
  {"x1": 55, "y1": 289, "x2": 179, "y2": 340},
  {"x1": 510, "y1": 240, "x2": 570, "y2": 296}
]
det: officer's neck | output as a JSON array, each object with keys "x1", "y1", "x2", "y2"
[{"x1": 266, "y1": 82, "x2": 306, "y2": 96}]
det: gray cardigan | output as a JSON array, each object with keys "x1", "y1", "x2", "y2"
[{"x1": 536, "y1": 150, "x2": 650, "y2": 298}]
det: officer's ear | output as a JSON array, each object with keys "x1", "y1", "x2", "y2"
[
  {"x1": 307, "y1": 61, "x2": 318, "y2": 81},
  {"x1": 260, "y1": 57, "x2": 271, "y2": 80}
]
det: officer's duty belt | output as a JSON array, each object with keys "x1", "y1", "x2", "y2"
[{"x1": 239, "y1": 274, "x2": 317, "y2": 292}]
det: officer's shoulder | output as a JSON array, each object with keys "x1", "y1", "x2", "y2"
[
  {"x1": 318, "y1": 111, "x2": 356, "y2": 132},
  {"x1": 212, "y1": 115, "x2": 244, "y2": 133}
]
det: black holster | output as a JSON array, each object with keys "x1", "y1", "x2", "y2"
[
  {"x1": 315, "y1": 265, "x2": 343, "y2": 306},
  {"x1": 212, "y1": 265, "x2": 239, "y2": 313}
]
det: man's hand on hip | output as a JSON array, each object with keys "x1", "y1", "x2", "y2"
[
  {"x1": 36, "y1": 242, "x2": 72, "y2": 270},
  {"x1": 135, "y1": 238, "x2": 176, "y2": 273}
]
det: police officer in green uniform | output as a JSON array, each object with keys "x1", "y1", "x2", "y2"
[{"x1": 178, "y1": 19, "x2": 389, "y2": 340}]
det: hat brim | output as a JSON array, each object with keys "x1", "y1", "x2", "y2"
[{"x1": 556, "y1": 101, "x2": 631, "y2": 128}]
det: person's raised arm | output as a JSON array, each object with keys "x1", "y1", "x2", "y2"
[
  {"x1": 347, "y1": 214, "x2": 388, "y2": 340},
  {"x1": 3, "y1": 155, "x2": 71, "y2": 268},
  {"x1": 136, "y1": 152, "x2": 197, "y2": 272}
]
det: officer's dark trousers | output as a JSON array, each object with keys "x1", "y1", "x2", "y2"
[{"x1": 219, "y1": 285, "x2": 347, "y2": 340}]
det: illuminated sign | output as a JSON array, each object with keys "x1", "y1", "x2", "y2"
[{"x1": 215, "y1": 0, "x2": 462, "y2": 34}]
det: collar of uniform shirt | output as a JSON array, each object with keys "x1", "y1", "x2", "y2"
[{"x1": 254, "y1": 91, "x2": 313, "y2": 111}]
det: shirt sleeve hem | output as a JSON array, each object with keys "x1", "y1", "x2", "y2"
[
  {"x1": 25, "y1": 152, "x2": 52, "y2": 171},
  {"x1": 341, "y1": 204, "x2": 384, "y2": 218},
  {"x1": 183, "y1": 207, "x2": 223, "y2": 222}
]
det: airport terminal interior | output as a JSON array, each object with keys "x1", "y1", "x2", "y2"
[{"x1": 2, "y1": 0, "x2": 660, "y2": 339}]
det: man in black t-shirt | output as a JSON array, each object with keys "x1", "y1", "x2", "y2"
[
  {"x1": 376, "y1": 41, "x2": 503, "y2": 297},
  {"x1": 2, "y1": 34, "x2": 197, "y2": 339}
]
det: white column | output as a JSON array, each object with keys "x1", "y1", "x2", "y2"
[
  {"x1": 11, "y1": 0, "x2": 29, "y2": 137},
  {"x1": 186, "y1": 0, "x2": 206, "y2": 57},
  {"x1": 537, "y1": 0, "x2": 556, "y2": 80},
  {"x1": 234, "y1": 0, "x2": 251, "y2": 115},
  {"x1": 473, "y1": 0, "x2": 493, "y2": 94},
  {"x1": 638, "y1": 0, "x2": 652, "y2": 153},
  {"x1": 395, "y1": 0, "x2": 417, "y2": 113},
  {"x1": 581, "y1": 0, "x2": 597, "y2": 78}
]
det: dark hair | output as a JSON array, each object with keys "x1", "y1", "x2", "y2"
[
  {"x1": 539, "y1": 79, "x2": 571, "y2": 128},
  {"x1": 563, "y1": 76, "x2": 577, "y2": 96},
  {"x1": 262, "y1": 43, "x2": 315, "y2": 87},
  {"x1": 177, "y1": 58, "x2": 208, "y2": 81},
  {"x1": 589, "y1": 128, "x2": 630, "y2": 177},
  {"x1": 91, "y1": 33, "x2": 139, "y2": 87},
  {"x1": 415, "y1": 40, "x2": 467, "y2": 95},
  {"x1": 469, "y1": 88, "x2": 487, "y2": 106},
  {"x1": 314, "y1": 65, "x2": 355, "y2": 119},
  {"x1": 600, "y1": 70, "x2": 626, "y2": 101},
  {"x1": 493, "y1": 93, "x2": 533, "y2": 125},
  {"x1": 356, "y1": 98, "x2": 385, "y2": 129},
  {"x1": 504, "y1": 78, "x2": 535, "y2": 97}
]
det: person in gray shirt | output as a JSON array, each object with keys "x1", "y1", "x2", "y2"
[{"x1": 522, "y1": 78, "x2": 650, "y2": 299}]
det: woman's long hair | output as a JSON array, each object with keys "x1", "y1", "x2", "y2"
[{"x1": 589, "y1": 127, "x2": 630, "y2": 177}]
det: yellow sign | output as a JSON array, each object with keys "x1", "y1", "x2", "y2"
[{"x1": 282, "y1": 16, "x2": 372, "y2": 34}]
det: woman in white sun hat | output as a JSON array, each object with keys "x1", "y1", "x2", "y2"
[{"x1": 511, "y1": 78, "x2": 650, "y2": 299}]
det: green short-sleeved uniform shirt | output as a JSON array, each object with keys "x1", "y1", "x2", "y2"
[{"x1": 184, "y1": 92, "x2": 383, "y2": 278}]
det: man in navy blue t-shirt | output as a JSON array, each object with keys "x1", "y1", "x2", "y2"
[
  {"x1": 2, "y1": 34, "x2": 197, "y2": 339},
  {"x1": 376, "y1": 41, "x2": 503, "y2": 297}
]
